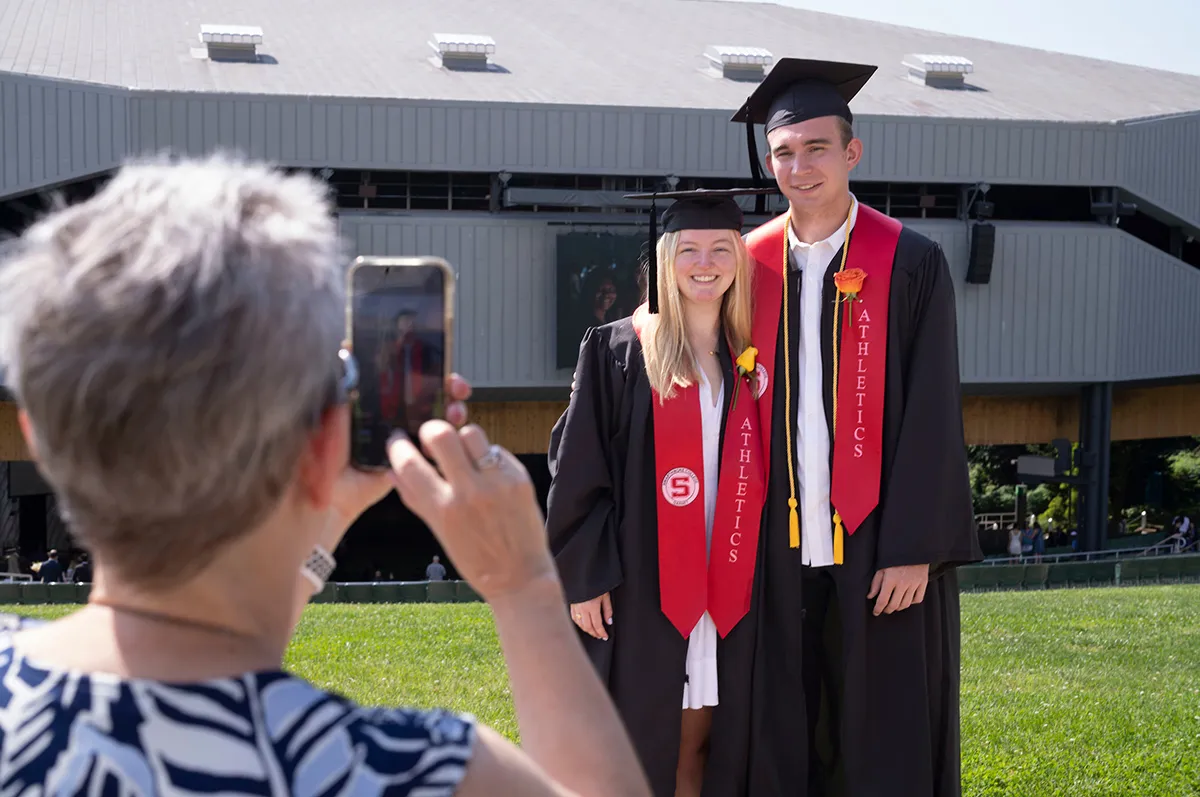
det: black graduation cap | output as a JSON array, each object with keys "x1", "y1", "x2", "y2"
[
  {"x1": 730, "y1": 58, "x2": 878, "y2": 210},
  {"x1": 623, "y1": 187, "x2": 778, "y2": 313}
]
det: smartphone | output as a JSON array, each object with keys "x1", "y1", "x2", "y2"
[{"x1": 346, "y1": 256, "x2": 455, "y2": 470}]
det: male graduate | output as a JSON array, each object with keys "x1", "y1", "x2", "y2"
[{"x1": 729, "y1": 59, "x2": 984, "y2": 796}]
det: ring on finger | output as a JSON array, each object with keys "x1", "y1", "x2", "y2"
[{"x1": 476, "y1": 443, "x2": 503, "y2": 471}]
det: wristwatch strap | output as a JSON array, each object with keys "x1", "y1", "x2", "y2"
[{"x1": 301, "y1": 543, "x2": 337, "y2": 595}]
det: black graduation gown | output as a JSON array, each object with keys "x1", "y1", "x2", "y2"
[
  {"x1": 743, "y1": 225, "x2": 984, "y2": 797},
  {"x1": 546, "y1": 318, "x2": 761, "y2": 797}
]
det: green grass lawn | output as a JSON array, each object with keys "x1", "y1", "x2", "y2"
[
  {"x1": 958, "y1": 586, "x2": 1199, "y2": 797},
  {"x1": 7, "y1": 585, "x2": 1200, "y2": 796}
]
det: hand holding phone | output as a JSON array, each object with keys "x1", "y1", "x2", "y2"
[{"x1": 346, "y1": 256, "x2": 455, "y2": 470}]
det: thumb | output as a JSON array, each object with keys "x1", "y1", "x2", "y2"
[
  {"x1": 867, "y1": 570, "x2": 884, "y2": 600},
  {"x1": 601, "y1": 593, "x2": 613, "y2": 624}
]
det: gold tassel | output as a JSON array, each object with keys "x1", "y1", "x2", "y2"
[
  {"x1": 788, "y1": 498, "x2": 800, "y2": 548},
  {"x1": 835, "y1": 513, "x2": 844, "y2": 564}
]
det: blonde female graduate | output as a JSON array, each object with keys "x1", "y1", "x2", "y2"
[{"x1": 546, "y1": 188, "x2": 776, "y2": 797}]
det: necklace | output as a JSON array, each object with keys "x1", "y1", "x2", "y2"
[{"x1": 88, "y1": 598, "x2": 253, "y2": 639}]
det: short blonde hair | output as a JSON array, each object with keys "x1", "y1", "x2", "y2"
[
  {"x1": 0, "y1": 154, "x2": 346, "y2": 586},
  {"x1": 641, "y1": 230, "x2": 754, "y2": 400}
]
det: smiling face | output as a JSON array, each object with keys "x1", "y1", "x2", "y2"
[
  {"x1": 593, "y1": 278, "x2": 617, "y2": 313},
  {"x1": 765, "y1": 115, "x2": 862, "y2": 213},
  {"x1": 672, "y1": 228, "x2": 738, "y2": 307}
]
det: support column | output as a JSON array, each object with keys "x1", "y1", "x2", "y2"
[
  {"x1": 1078, "y1": 385, "x2": 1097, "y2": 551},
  {"x1": 1096, "y1": 382, "x2": 1113, "y2": 547},
  {"x1": 1077, "y1": 383, "x2": 1113, "y2": 552}
]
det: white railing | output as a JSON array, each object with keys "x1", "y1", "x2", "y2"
[{"x1": 978, "y1": 537, "x2": 1195, "y2": 566}]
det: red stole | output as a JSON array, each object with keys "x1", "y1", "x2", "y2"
[
  {"x1": 379, "y1": 337, "x2": 423, "y2": 421},
  {"x1": 632, "y1": 307, "x2": 766, "y2": 638},
  {"x1": 744, "y1": 204, "x2": 902, "y2": 551}
]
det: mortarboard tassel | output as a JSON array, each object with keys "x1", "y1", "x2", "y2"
[
  {"x1": 746, "y1": 119, "x2": 767, "y2": 216},
  {"x1": 648, "y1": 196, "x2": 659, "y2": 314}
]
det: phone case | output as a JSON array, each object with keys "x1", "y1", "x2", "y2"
[{"x1": 345, "y1": 256, "x2": 457, "y2": 470}]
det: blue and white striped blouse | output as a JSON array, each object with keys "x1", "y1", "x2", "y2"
[{"x1": 0, "y1": 615, "x2": 475, "y2": 795}]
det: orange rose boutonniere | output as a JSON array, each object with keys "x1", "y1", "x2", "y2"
[
  {"x1": 833, "y1": 267, "x2": 867, "y2": 301},
  {"x1": 730, "y1": 345, "x2": 758, "y2": 412},
  {"x1": 834, "y1": 268, "x2": 867, "y2": 325}
]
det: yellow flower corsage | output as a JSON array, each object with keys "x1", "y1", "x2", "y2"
[{"x1": 731, "y1": 346, "x2": 759, "y2": 411}]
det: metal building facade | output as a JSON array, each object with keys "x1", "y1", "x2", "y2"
[
  {"x1": 3, "y1": 4, "x2": 1200, "y2": 394},
  {"x1": 3, "y1": 76, "x2": 1197, "y2": 232},
  {"x1": 338, "y1": 213, "x2": 1200, "y2": 389},
  {"x1": 0, "y1": 74, "x2": 128, "y2": 198}
]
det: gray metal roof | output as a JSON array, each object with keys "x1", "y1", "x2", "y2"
[{"x1": 3, "y1": 0, "x2": 1200, "y2": 123}]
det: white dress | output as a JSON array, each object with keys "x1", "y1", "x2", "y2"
[{"x1": 682, "y1": 367, "x2": 724, "y2": 710}]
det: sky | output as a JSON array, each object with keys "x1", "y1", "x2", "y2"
[{"x1": 721, "y1": 0, "x2": 1200, "y2": 76}]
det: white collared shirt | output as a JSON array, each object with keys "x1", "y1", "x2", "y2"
[{"x1": 786, "y1": 197, "x2": 859, "y2": 567}]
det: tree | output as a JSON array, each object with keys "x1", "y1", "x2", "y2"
[
  {"x1": 967, "y1": 445, "x2": 1021, "y2": 515},
  {"x1": 1109, "y1": 437, "x2": 1200, "y2": 526},
  {"x1": 1166, "y1": 438, "x2": 1200, "y2": 517}
]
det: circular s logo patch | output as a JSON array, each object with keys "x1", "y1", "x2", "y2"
[
  {"x1": 754, "y1": 363, "x2": 770, "y2": 399},
  {"x1": 662, "y1": 467, "x2": 700, "y2": 507}
]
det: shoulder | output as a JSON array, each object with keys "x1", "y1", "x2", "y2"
[
  {"x1": 582, "y1": 316, "x2": 643, "y2": 372},
  {"x1": 892, "y1": 224, "x2": 947, "y2": 277},
  {"x1": 0, "y1": 636, "x2": 476, "y2": 797},
  {"x1": 0, "y1": 613, "x2": 40, "y2": 639},
  {"x1": 253, "y1": 673, "x2": 478, "y2": 795},
  {"x1": 744, "y1": 214, "x2": 789, "y2": 250}
]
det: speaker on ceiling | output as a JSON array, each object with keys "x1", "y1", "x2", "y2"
[{"x1": 965, "y1": 221, "x2": 995, "y2": 285}]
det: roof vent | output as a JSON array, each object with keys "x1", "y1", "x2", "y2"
[
  {"x1": 430, "y1": 34, "x2": 497, "y2": 71},
  {"x1": 198, "y1": 24, "x2": 263, "y2": 62},
  {"x1": 903, "y1": 54, "x2": 974, "y2": 88},
  {"x1": 705, "y1": 46, "x2": 773, "y2": 81}
]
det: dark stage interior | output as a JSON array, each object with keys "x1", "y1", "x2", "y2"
[{"x1": 332, "y1": 454, "x2": 553, "y2": 582}]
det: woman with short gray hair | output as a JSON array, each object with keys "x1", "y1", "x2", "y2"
[{"x1": 0, "y1": 155, "x2": 650, "y2": 797}]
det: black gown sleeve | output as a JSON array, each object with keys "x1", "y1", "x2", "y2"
[
  {"x1": 546, "y1": 327, "x2": 626, "y2": 604},
  {"x1": 876, "y1": 243, "x2": 983, "y2": 573}
]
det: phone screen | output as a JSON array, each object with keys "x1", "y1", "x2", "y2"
[{"x1": 349, "y1": 259, "x2": 451, "y2": 469}]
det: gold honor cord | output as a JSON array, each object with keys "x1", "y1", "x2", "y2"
[
  {"x1": 782, "y1": 202, "x2": 854, "y2": 563},
  {"x1": 782, "y1": 212, "x2": 799, "y2": 548}
]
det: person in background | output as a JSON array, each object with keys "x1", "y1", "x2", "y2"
[
  {"x1": 566, "y1": 268, "x2": 622, "y2": 353},
  {"x1": 72, "y1": 553, "x2": 93, "y2": 583},
  {"x1": 1020, "y1": 524, "x2": 1035, "y2": 560},
  {"x1": 426, "y1": 554, "x2": 448, "y2": 581},
  {"x1": 1173, "y1": 515, "x2": 1194, "y2": 550},
  {"x1": 0, "y1": 155, "x2": 650, "y2": 797},
  {"x1": 37, "y1": 550, "x2": 63, "y2": 583},
  {"x1": 1031, "y1": 521, "x2": 1045, "y2": 563},
  {"x1": 1007, "y1": 525, "x2": 1023, "y2": 558}
]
